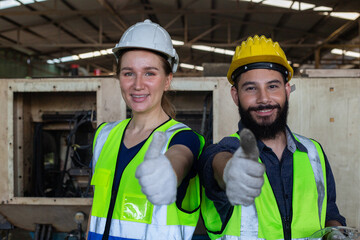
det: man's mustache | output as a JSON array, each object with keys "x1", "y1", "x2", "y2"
[{"x1": 248, "y1": 104, "x2": 281, "y2": 112}]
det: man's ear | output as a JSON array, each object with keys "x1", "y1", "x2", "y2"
[
  {"x1": 230, "y1": 86, "x2": 239, "y2": 106},
  {"x1": 285, "y1": 81, "x2": 291, "y2": 99}
]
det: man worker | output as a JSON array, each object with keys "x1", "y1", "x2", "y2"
[{"x1": 198, "y1": 35, "x2": 346, "y2": 240}]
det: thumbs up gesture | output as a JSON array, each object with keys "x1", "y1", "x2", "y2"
[
  {"x1": 135, "y1": 131, "x2": 177, "y2": 205},
  {"x1": 223, "y1": 128, "x2": 265, "y2": 206}
]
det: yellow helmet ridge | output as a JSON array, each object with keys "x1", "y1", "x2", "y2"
[{"x1": 227, "y1": 35, "x2": 293, "y2": 85}]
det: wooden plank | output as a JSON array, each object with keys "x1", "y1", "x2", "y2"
[
  {"x1": 0, "y1": 80, "x2": 9, "y2": 202},
  {"x1": 13, "y1": 94, "x2": 24, "y2": 197},
  {"x1": 0, "y1": 204, "x2": 91, "y2": 232},
  {"x1": 7, "y1": 81, "x2": 15, "y2": 200}
]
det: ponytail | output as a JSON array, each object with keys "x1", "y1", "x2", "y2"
[{"x1": 161, "y1": 93, "x2": 176, "y2": 119}]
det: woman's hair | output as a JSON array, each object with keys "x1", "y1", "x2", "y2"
[{"x1": 116, "y1": 48, "x2": 176, "y2": 118}]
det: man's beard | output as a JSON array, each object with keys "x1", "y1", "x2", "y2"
[{"x1": 238, "y1": 98, "x2": 289, "y2": 140}]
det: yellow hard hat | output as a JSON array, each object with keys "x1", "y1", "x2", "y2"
[{"x1": 227, "y1": 35, "x2": 293, "y2": 85}]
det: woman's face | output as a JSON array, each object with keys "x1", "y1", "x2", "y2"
[{"x1": 119, "y1": 50, "x2": 172, "y2": 115}]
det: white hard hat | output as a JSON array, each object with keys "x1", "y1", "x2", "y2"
[{"x1": 112, "y1": 19, "x2": 179, "y2": 73}]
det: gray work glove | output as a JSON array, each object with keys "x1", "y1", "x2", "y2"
[
  {"x1": 326, "y1": 229, "x2": 349, "y2": 240},
  {"x1": 223, "y1": 128, "x2": 265, "y2": 206},
  {"x1": 135, "y1": 132, "x2": 177, "y2": 205}
]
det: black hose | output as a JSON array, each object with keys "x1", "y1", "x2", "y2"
[{"x1": 57, "y1": 112, "x2": 90, "y2": 196}]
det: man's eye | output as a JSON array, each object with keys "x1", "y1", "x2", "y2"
[{"x1": 245, "y1": 87, "x2": 256, "y2": 91}]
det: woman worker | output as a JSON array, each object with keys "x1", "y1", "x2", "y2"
[{"x1": 87, "y1": 19, "x2": 204, "y2": 240}]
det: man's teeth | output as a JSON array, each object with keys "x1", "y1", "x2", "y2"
[
  {"x1": 258, "y1": 109, "x2": 271, "y2": 112},
  {"x1": 133, "y1": 95, "x2": 147, "y2": 98}
]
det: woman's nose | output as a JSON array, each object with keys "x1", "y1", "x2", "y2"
[{"x1": 134, "y1": 75, "x2": 144, "y2": 90}]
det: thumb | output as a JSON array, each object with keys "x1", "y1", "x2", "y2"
[
  {"x1": 145, "y1": 131, "x2": 167, "y2": 160},
  {"x1": 239, "y1": 128, "x2": 259, "y2": 160}
]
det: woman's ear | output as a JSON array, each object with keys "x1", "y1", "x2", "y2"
[{"x1": 164, "y1": 73, "x2": 173, "y2": 91}]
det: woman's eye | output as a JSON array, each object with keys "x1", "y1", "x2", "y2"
[
  {"x1": 123, "y1": 72, "x2": 133, "y2": 77},
  {"x1": 145, "y1": 72, "x2": 155, "y2": 76}
]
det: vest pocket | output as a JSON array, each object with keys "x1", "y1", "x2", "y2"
[
  {"x1": 91, "y1": 168, "x2": 112, "y2": 217},
  {"x1": 120, "y1": 193, "x2": 153, "y2": 224}
]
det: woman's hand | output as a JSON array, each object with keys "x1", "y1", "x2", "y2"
[{"x1": 135, "y1": 132, "x2": 178, "y2": 205}]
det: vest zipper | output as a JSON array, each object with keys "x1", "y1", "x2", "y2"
[
  {"x1": 102, "y1": 163, "x2": 123, "y2": 240},
  {"x1": 283, "y1": 216, "x2": 291, "y2": 240},
  {"x1": 102, "y1": 124, "x2": 130, "y2": 240}
]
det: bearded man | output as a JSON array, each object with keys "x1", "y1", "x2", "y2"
[{"x1": 198, "y1": 35, "x2": 345, "y2": 240}]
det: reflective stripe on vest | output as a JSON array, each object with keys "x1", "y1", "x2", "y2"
[
  {"x1": 89, "y1": 119, "x2": 202, "y2": 240},
  {"x1": 89, "y1": 215, "x2": 195, "y2": 240},
  {"x1": 294, "y1": 134, "x2": 325, "y2": 230},
  {"x1": 202, "y1": 133, "x2": 326, "y2": 240},
  {"x1": 92, "y1": 120, "x2": 121, "y2": 172}
]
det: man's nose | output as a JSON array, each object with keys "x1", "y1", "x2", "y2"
[{"x1": 257, "y1": 87, "x2": 270, "y2": 104}]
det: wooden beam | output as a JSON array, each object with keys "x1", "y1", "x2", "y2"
[
  {"x1": 188, "y1": 23, "x2": 223, "y2": 44},
  {"x1": 1, "y1": 8, "x2": 357, "y2": 17},
  {"x1": 0, "y1": 42, "x2": 359, "y2": 49},
  {"x1": 96, "y1": 0, "x2": 128, "y2": 31}
]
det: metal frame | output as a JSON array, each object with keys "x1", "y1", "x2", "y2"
[{"x1": 6, "y1": 79, "x2": 103, "y2": 205}]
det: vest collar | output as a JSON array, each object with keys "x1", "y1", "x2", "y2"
[{"x1": 237, "y1": 121, "x2": 308, "y2": 154}]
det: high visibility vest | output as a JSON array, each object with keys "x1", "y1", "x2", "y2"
[
  {"x1": 88, "y1": 118, "x2": 204, "y2": 240},
  {"x1": 201, "y1": 133, "x2": 327, "y2": 240}
]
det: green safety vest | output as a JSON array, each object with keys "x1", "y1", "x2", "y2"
[
  {"x1": 89, "y1": 118, "x2": 204, "y2": 240},
  {"x1": 201, "y1": 132, "x2": 327, "y2": 240}
]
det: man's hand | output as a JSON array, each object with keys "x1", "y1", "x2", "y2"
[
  {"x1": 223, "y1": 128, "x2": 265, "y2": 206},
  {"x1": 135, "y1": 132, "x2": 177, "y2": 205}
]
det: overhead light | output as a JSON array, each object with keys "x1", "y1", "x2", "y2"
[
  {"x1": 313, "y1": 6, "x2": 333, "y2": 11},
  {"x1": 238, "y1": 0, "x2": 263, "y2": 3},
  {"x1": 60, "y1": 55, "x2": 79, "y2": 62},
  {"x1": 0, "y1": 0, "x2": 21, "y2": 9},
  {"x1": 291, "y1": 2, "x2": 315, "y2": 11},
  {"x1": 293, "y1": 63, "x2": 300, "y2": 67},
  {"x1": 329, "y1": 12, "x2": 360, "y2": 21},
  {"x1": 238, "y1": 0, "x2": 318, "y2": 11},
  {"x1": 195, "y1": 66, "x2": 204, "y2": 71},
  {"x1": 93, "y1": 51, "x2": 101, "y2": 56},
  {"x1": 172, "y1": 40, "x2": 184, "y2": 46},
  {"x1": 331, "y1": 49, "x2": 343, "y2": 55},
  {"x1": 237, "y1": 0, "x2": 357, "y2": 20},
  {"x1": 344, "y1": 51, "x2": 360, "y2": 58},
  {"x1": 180, "y1": 63, "x2": 204, "y2": 71},
  {"x1": 192, "y1": 44, "x2": 235, "y2": 56},
  {"x1": 47, "y1": 48, "x2": 114, "y2": 64},
  {"x1": 331, "y1": 48, "x2": 360, "y2": 58},
  {"x1": 47, "y1": 42, "x2": 234, "y2": 65},
  {"x1": 192, "y1": 45, "x2": 214, "y2": 52},
  {"x1": 262, "y1": 0, "x2": 293, "y2": 9},
  {"x1": 79, "y1": 52, "x2": 95, "y2": 59},
  {"x1": 0, "y1": 0, "x2": 46, "y2": 10}
]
